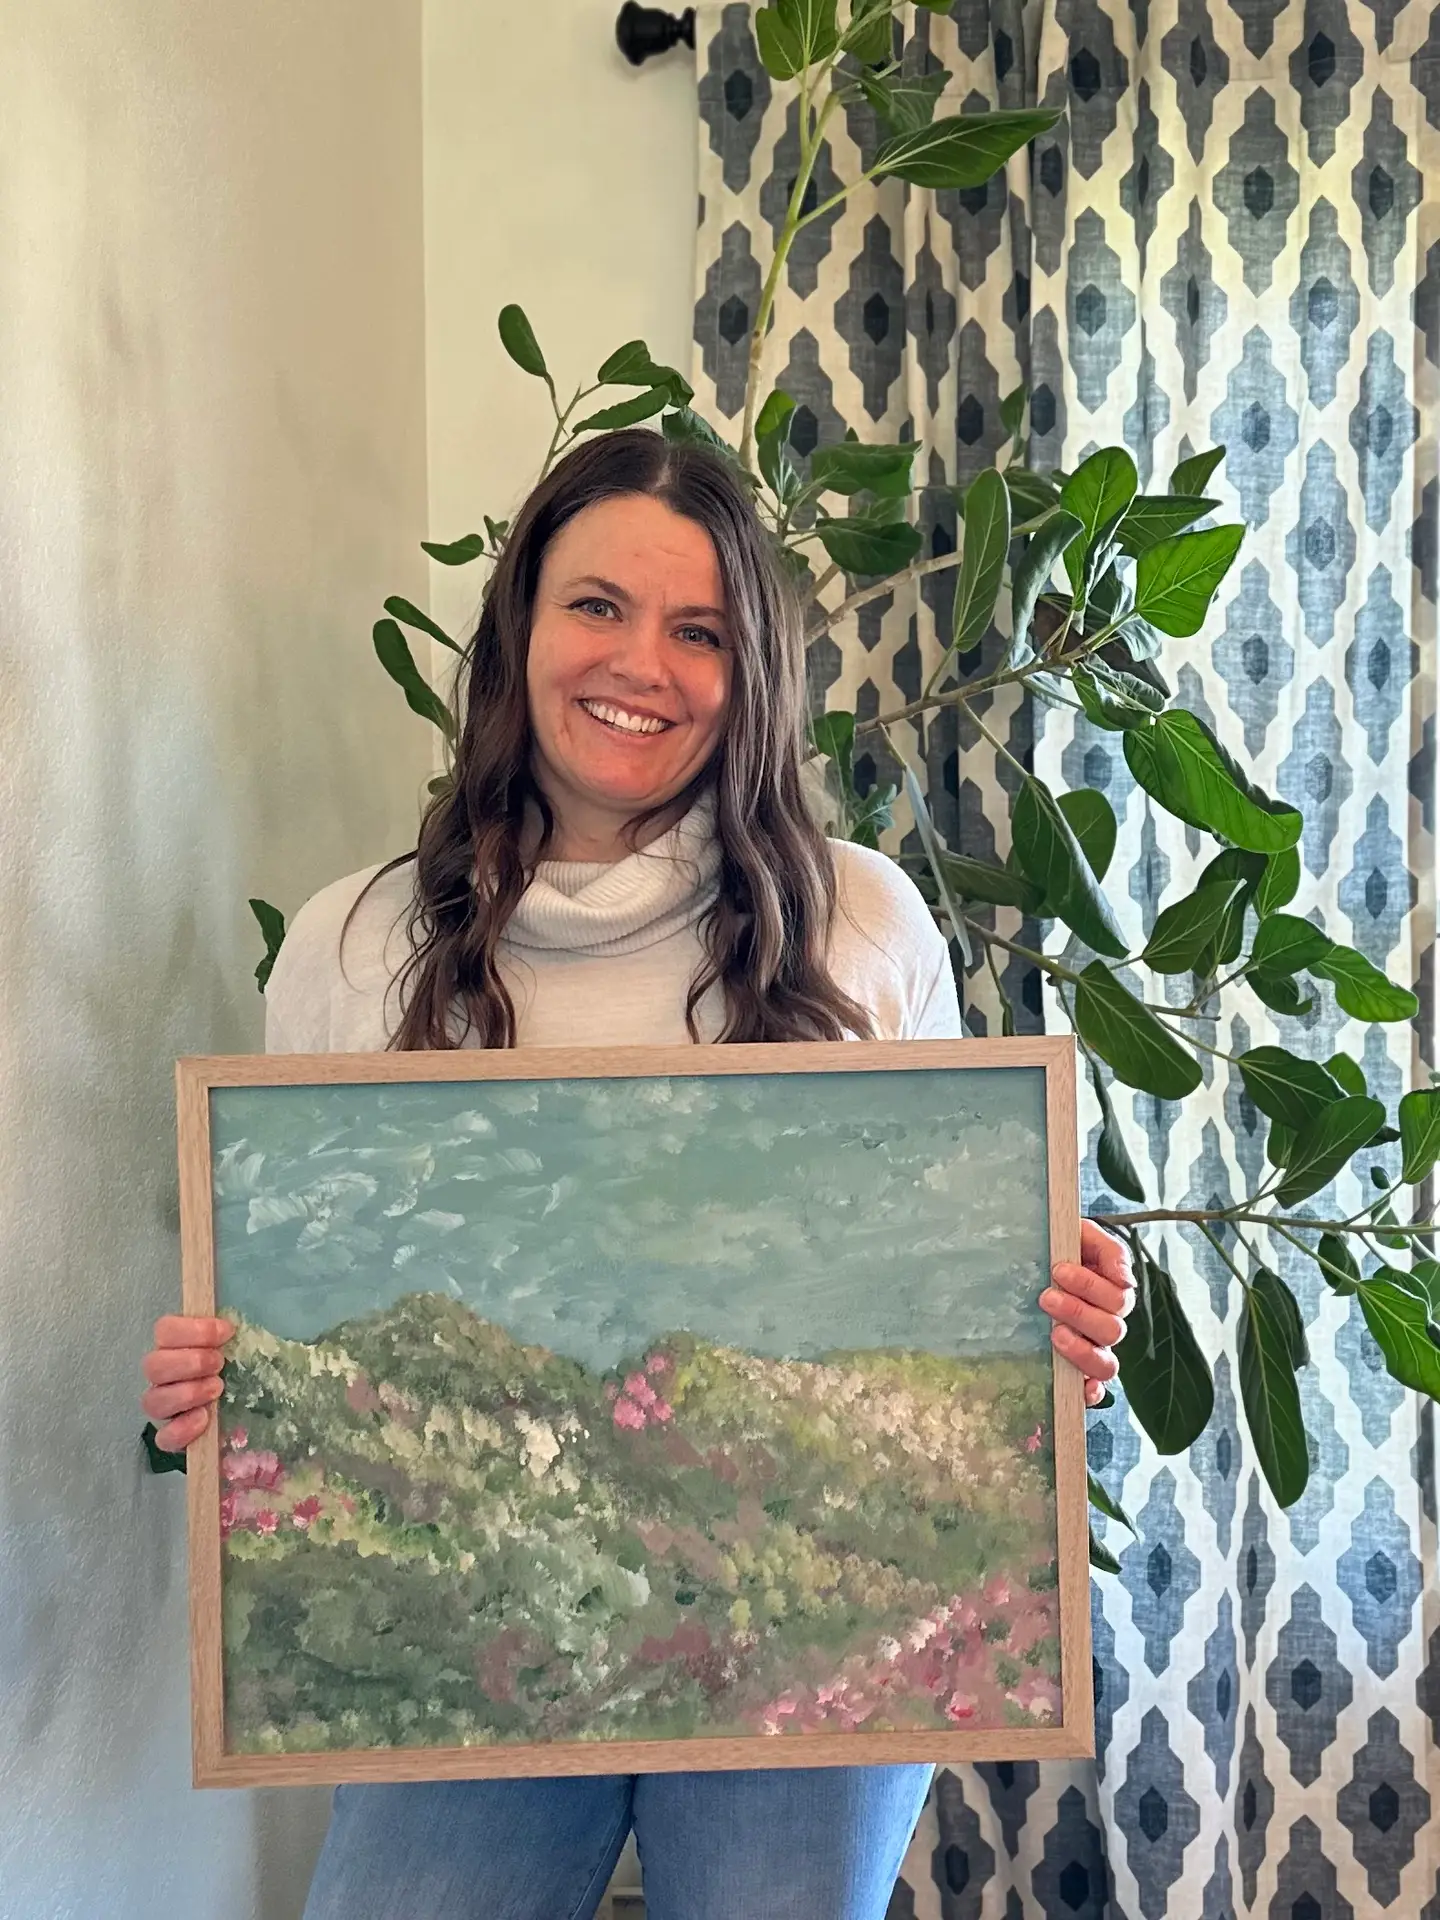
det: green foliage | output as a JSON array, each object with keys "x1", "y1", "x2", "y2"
[
  {"x1": 1115, "y1": 1245, "x2": 1213, "y2": 1453},
  {"x1": 1240, "y1": 1269, "x2": 1308, "y2": 1506},
  {"x1": 248, "y1": 899, "x2": 287, "y2": 992}
]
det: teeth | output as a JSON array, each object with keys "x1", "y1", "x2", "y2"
[{"x1": 581, "y1": 700, "x2": 670, "y2": 736}]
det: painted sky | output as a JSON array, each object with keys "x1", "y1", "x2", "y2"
[{"x1": 209, "y1": 1066, "x2": 1054, "y2": 1369}]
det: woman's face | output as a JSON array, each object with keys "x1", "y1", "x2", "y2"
[{"x1": 526, "y1": 494, "x2": 734, "y2": 855}]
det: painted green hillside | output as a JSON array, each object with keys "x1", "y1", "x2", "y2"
[{"x1": 217, "y1": 1293, "x2": 1062, "y2": 1754}]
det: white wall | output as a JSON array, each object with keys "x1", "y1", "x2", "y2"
[
  {"x1": 0, "y1": 4, "x2": 431, "y2": 1915},
  {"x1": 422, "y1": 0, "x2": 698, "y2": 645}
]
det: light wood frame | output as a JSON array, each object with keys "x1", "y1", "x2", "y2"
[{"x1": 178, "y1": 1036, "x2": 1091, "y2": 1787}]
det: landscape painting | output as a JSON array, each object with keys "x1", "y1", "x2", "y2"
[{"x1": 179, "y1": 1040, "x2": 1088, "y2": 1783}]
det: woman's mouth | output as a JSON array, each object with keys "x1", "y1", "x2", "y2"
[{"x1": 577, "y1": 698, "x2": 676, "y2": 738}]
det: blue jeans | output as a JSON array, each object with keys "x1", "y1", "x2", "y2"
[{"x1": 301, "y1": 1765, "x2": 934, "y2": 1920}]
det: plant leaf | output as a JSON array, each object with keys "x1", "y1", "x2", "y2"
[
  {"x1": 421, "y1": 533, "x2": 488, "y2": 567},
  {"x1": 1072, "y1": 659, "x2": 1166, "y2": 733},
  {"x1": 661, "y1": 407, "x2": 737, "y2": 456},
  {"x1": 1315, "y1": 1233, "x2": 1362, "y2": 1294},
  {"x1": 1358, "y1": 1274, "x2": 1440, "y2": 1398},
  {"x1": 1123, "y1": 710, "x2": 1302, "y2": 853},
  {"x1": 1059, "y1": 449, "x2": 1137, "y2": 595},
  {"x1": 1116, "y1": 1246, "x2": 1214, "y2": 1450},
  {"x1": 857, "y1": 67, "x2": 950, "y2": 133},
  {"x1": 810, "y1": 441, "x2": 918, "y2": 499},
  {"x1": 1254, "y1": 845, "x2": 1301, "y2": 917},
  {"x1": 777, "y1": 0, "x2": 841, "y2": 62},
  {"x1": 872, "y1": 108, "x2": 1060, "y2": 190},
  {"x1": 248, "y1": 898, "x2": 286, "y2": 993},
  {"x1": 1324, "y1": 1053, "x2": 1368, "y2": 1099},
  {"x1": 1004, "y1": 468, "x2": 1061, "y2": 520},
  {"x1": 1400, "y1": 1087, "x2": 1440, "y2": 1185},
  {"x1": 1089, "y1": 1528, "x2": 1121, "y2": 1574},
  {"x1": 815, "y1": 511, "x2": 923, "y2": 575},
  {"x1": 1267, "y1": 1119, "x2": 1296, "y2": 1168},
  {"x1": 1251, "y1": 913, "x2": 1332, "y2": 976},
  {"x1": 498, "y1": 304, "x2": 548, "y2": 380},
  {"x1": 1087, "y1": 1472, "x2": 1135, "y2": 1533},
  {"x1": 1074, "y1": 963, "x2": 1202, "y2": 1099},
  {"x1": 903, "y1": 764, "x2": 972, "y2": 966},
  {"x1": 1142, "y1": 880, "x2": 1243, "y2": 975},
  {"x1": 373, "y1": 618, "x2": 455, "y2": 740},
  {"x1": 1012, "y1": 782, "x2": 1128, "y2": 956},
  {"x1": 595, "y1": 341, "x2": 692, "y2": 404},
  {"x1": 1249, "y1": 971, "x2": 1314, "y2": 1017},
  {"x1": 1088, "y1": 1057, "x2": 1146, "y2": 1202},
  {"x1": 142, "y1": 1421, "x2": 188, "y2": 1476},
  {"x1": 1114, "y1": 495, "x2": 1219, "y2": 556},
  {"x1": 935, "y1": 852, "x2": 1044, "y2": 913},
  {"x1": 1009, "y1": 510, "x2": 1084, "y2": 656},
  {"x1": 1309, "y1": 945, "x2": 1419, "y2": 1024},
  {"x1": 572, "y1": 385, "x2": 672, "y2": 432},
  {"x1": 1170, "y1": 448, "x2": 1226, "y2": 494},
  {"x1": 1056, "y1": 789, "x2": 1117, "y2": 884},
  {"x1": 1240, "y1": 1277, "x2": 1309, "y2": 1506},
  {"x1": 810, "y1": 707, "x2": 855, "y2": 790},
  {"x1": 1000, "y1": 383, "x2": 1027, "y2": 440},
  {"x1": 1132, "y1": 524, "x2": 1245, "y2": 636},
  {"x1": 1274, "y1": 1096, "x2": 1387, "y2": 1206},
  {"x1": 754, "y1": 389, "x2": 797, "y2": 443},
  {"x1": 1255, "y1": 1264, "x2": 1308, "y2": 1369},
  {"x1": 383, "y1": 595, "x2": 462, "y2": 655},
  {"x1": 1236, "y1": 1046, "x2": 1344, "y2": 1128},
  {"x1": 755, "y1": 6, "x2": 806, "y2": 76},
  {"x1": 951, "y1": 469, "x2": 1010, "y2": 656},
  {"x1": 844, "y1": 0, "x2": 893, "y2": 62}
]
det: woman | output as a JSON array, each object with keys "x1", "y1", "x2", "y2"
[{"x1": 143, "y1": 429, "x2": 1132, "y2": 1920}]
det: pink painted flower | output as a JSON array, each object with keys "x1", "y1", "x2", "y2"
[
  {"x1": 1023, "y1": 1424, "x2": 1045, "y2": 1454},
  {"x1": 219, "y1": 1491, "x2": 241, "y2": 1538},
  {"x1": 945, "y1": 1691, "x2": 978, "y2": 1723},
  {"x1": 222, "y1": 1447, "x2": 284, "y2": 1492},
  {"x1": 651, "y1": 1399, "x2": 674, "y2": 1425},
  {"x1": 227, "y1": 1427, "x2": 248, "y2": 1451},
  {"x1": 646, "y1": 1353, "x2": 672, "y2": 1377},
  {"x1": 1009, "y1": 1675, "x2": 1061, "y2": 1722},
  {"x1": 983, "y1": 1575, "x2": 1012, "y2": 1609},
  {"x1": 254, "y1": 1509, "x2": 279, "y2": 1536},
  {"x1": 613, "y1": 1397, "x2": 647, "y2": 1431},
  {"x1": 291, "y1": 1496, "x2": 323, "y2": 1529},
  {"x1": 623, "y1": 1373, "x2": 657, "y2": 1408}
]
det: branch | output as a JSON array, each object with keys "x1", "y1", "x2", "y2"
[{"x1": 1092, "y1": 1208, "x2": 1440, "y2": 1235}]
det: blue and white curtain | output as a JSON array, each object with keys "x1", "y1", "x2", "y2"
[{"x1": 691, "y1": 2, "x2": 1438, "y2": 1913}]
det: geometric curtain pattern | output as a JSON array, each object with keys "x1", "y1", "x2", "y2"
[{"x1": 690, "y1": 3, "x2": 1440, "y2": 1913}]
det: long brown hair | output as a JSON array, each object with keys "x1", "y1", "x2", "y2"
[{"x1": 362, "y1": 427, "x2": 871, "y2": 1048}]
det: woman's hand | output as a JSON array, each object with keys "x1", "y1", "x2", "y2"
[
  {"x1": 141, "y1": 1315, "x2": 235, "y2": 1452},
  {"x1": 1041, "y1": 1220, "x2": 1135, "y2": 1408}
]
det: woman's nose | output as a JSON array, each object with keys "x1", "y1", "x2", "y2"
[{"x1": 608, "y1": 614, "x2": 668, "y2": 687}]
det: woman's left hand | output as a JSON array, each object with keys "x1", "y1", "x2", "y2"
[{"x1": 1041, "y1": 1220, "x2": 1136, "y2": 1408}]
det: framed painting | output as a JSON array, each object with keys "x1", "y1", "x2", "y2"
[{"x1": 177, "y1": 1037, "x2": 1091, "y2": 1786}]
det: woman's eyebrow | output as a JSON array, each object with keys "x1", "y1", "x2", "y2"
[{"x1": 560, "y1": 574, "x2": 727, "y2": 623}]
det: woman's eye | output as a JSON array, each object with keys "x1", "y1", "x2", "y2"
[
  {"x1": 572, "y1": 597, "x2": 618, "y2": 619},
  {"x1": 678, "y1": 625, "x2": 722, "y2": 649}
]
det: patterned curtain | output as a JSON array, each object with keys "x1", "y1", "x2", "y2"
[{"x1": 690, "y1": 3, "x2": 1439, "y2": 1915}]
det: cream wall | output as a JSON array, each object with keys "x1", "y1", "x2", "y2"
[
  {"x1": 422, "y1": 0, "x2": 698, "y2": 645},
  {"x1": 0, "y1": 3, "x2": 430, "y2": 1915}
]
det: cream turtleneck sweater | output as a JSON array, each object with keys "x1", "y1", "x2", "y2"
[{"x1": 264, "y1": 799, "x2": 963, "y2": 1052}]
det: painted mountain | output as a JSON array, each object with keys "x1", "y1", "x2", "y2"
[{"x1": 218, "y1": 1292, "x2": 1061, "y2": 1754}]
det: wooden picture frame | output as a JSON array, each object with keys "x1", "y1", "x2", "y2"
[{"x1": 178, "y1": 1037, "x2": 1091, "y2": 1787}]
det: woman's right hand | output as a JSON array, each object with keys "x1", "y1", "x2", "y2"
[{"x1": 141, "y1": 1316, "x2": 235, "y2": 1452}]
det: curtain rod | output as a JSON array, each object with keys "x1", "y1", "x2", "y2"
[{"x1": 616, "y1": 4, "x2": 696, "y2": 65}]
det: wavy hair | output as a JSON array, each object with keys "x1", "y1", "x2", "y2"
[{"x1": 360, "y1": 427, "x2": 872, "y2": 1048}]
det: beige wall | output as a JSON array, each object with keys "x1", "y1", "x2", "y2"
[{"x1": 0, "y1": 3, "x2": 430, "y2": 1913}]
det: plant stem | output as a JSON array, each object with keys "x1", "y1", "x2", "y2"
[
  {"x1": 961, "y1": 916, "x2": 1083, "y2": 987},
  {"x1": 1197, "y1": 1219, "x2": 1247, "y2": 1285},
  {"x1": 805, "y1": 553, "x2": 964, "y2": 642},
  {"x1": 1092, "y1": 1208, "x2": 1440, "y2": 1234}
]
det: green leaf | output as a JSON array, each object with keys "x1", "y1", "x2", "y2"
[
  {"x1": 1000, "y1": 384, "x2": 1027, "y2": 441},
  {"x1": 1274, "y1": 1095, "x2": 1387, "y2": 1206},
  {"x1": 1240, "y1": 1276, "x2": 1309, "y2": 1506},
  {"x1": 373, "y1": 618, "x2": 455, "y2": 740},
  {"x1": 1315, "y1": 1233, "x2": 1362, "y2": 1294},
  {"x1": 1004, "y1": 467, "x2": 1061, "y2": 521},
  {"x1": 1358, "y1": 1275, "x2": 1440, "y2": 1398},
  {"x1": 498, "y1": 304, "x2": 548, "y2": 380},
  {"x1": 1012, "y1": 781, "x2": 1128, "y2": 956},
  {"x1": 814, "y1": 511, "x2": 923, "y2": 575},
  {"x1": 1132, "y1": 524, "x2": 1245, "y2": 636},
  {"x1": 872, "y1": 108, "x2": 1060, "y2": 191},
  {"x1": 483, "y1": 516, "x2": 510, "y2": 546},
  {"x1": 847, "y1": 782, "x2": 897, "y2": 849},
  {"x1": 383, "y1": 595, "x2": 462, "y2": 655},
  {"x1": 1056, "y1": 788, "x2": 1117, "y2": 884},
  {"x1": 857, "y1": 67, "x2": 950, "y2": 133},
  {"x1": 1116, "y1": 1246, "x2": 1214, "y2": 1450},
  {"x1": 1267, "y1": 1119, "x2": 1296, "y2": 1168},
  {"x1": 810, "y1": 441, "x2": 918, "y2": 499},
  {"x1": 1256, "y1": 1264, "x2": 1308, "y2": 1369},
  {"x1": 1114, "y1": 495, "x2": 1219, "y2": 556},
  {"x1": 903, "y1": 765, "x2": 972, "y2": 966},
  {"x1": 844, "y1": 0, "x2": 893, "y2": 61},
  {"x1": 1249, "y1": 971, "x2": 1314, "y2": 1017},
  {"x1": 1252, "y1": 912, "x2": 1332, "y2": 976},
  {"x1": 777, "y1": 0, "x2": 840, "y2": 61},
  {"x1": 1170, "y1": 448, "x2": 1225, "y2": 495},
  {"x1": 1325, "y1": 1053, "x2": 1368, "y2": 1099},
  {"x1": 1009, "y1": 510, "x2": 1084, "y2": 655},
  {"x1": 1400, "y1": 1087, "x2": 1440, "y2": 1184},
  {"x1": 935, "y1": 852, "x2": 1043, "y2": 913},
  {"x1": 1310, "y1": 945, "x2": 1419, "y2": 1024},
  {"x1": 594, "y1": 341, "x2": 693, "y2": 404},
  {"x1": 1059, "y1": 448, "x2": 1137, "y2": 595},
  {"x1": 1087, "y1": 1472, "x2": 1135, "y2": 1533},
  {"x1": 1254, "y1": 845, "x2": 1301, "y2": 917},
  {"x1": 661, "y1": 407, "x2": 738, "y2": 458},
  {"x1": 572, "y1": 385, "x2": 673, "y2": 433},
  {"x1": 141, "y1": 1421, "x2": 188, "y2": 1476},
  {"x1": 1142, "y1": 880, "x2": 1243, "y2": 974},
  {"x1": 1089, "y1": 1528, "x2": 1121, "y2": 1574},
  {"x1": 951, "y1": 469, "x2": 1010, "y2": 656},
  {"x1": 754, "y1": 389, "x2": 797, "y2": 443},
  {"x1": 248, "y1": 898, "x2": 286, "y2": 993},
  {"x1": 1072, "y1": 659, "x2": 1166, "y2": 733},
  {"x1": 421, "y1": 532, "x2": 488, "y2": 567},
  {"x1": 1074, "y1": 963, "x2": 1203, "y2": 1099},
  {"x1": 1236, "y1": 1046, "x2": 1344, "y2": 1128},
  {"x1": 755, "y1": 6, "x2": 806, "y2": 76},
  {"x1": 1123, "y1": 710, "x2": 1302, "y2": 853},
  {"x1": 1088, "y1": 1058, "x2": 1146, "y2": 1203}
]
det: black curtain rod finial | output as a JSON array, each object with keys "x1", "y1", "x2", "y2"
[{"x1": 616, "y1": 3, "x2": 696, "y2": 66}]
